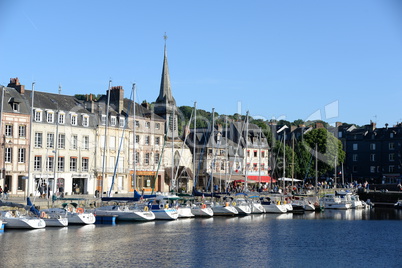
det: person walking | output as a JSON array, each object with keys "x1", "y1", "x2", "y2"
[{"x1": 3, "y1": 184, "x2": 9, "y2": 200}]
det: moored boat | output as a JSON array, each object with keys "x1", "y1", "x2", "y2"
[
  {"x1": 191, "y1": 202, "x2": 214, "y2": 217},
  {"x1": 95, "y1": 203, "x2": 155, "y2": 221},
  {"x1": 0, "y1": 211, "x2": 46, "y2": 229},
  {"x1": 211, "y1": 201, "x2": 238, "y2": 216}
]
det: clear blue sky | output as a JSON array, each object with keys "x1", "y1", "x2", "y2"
[{"x1": 1, "y1": 1, "x2": 401, "y2": 127}]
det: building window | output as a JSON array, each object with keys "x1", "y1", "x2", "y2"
[
  {"x1": 18, "y1": 125, "x2": 26, "y2": 137},
  {"x1": 135, "y1": 152, "x2": 139, "y2": 164},
  {"x1": 71, "y1": 114, "x2": 77, "y2": 126},
  {"x1": 390, "y1": 132, "x2": 394, "y2": 138},
  {"x1": 34, "y1": 156, "x2": 42, "y2": 171},
  {"x1": 389, "y1": 153, "x2": 395, "y2": 161},
  {"x1": 145, "y1": 153, "x2": 150, "y2": 165},
  {"x1": 83, "y1": 136, "x2": 89, "y2": 150},
  {"x1": 156, "y1": 123, "x2": 160, "y2": 129},
  {"x1": 389, "y1": 165, "x2": 395, "y2": 173},
  {"x1": 135, "y1": 120, "x2": 139, "y2": 127},
  {"x1": 70, "y1": 157, "x2": 77, "y2": 171},
  {"x1": 58, "y1": 157, "x2": 64, "y2": 172},
  {"x1": 254, "y1": 151, "x2": 258, "y2": 157},
  {"x1": 5, "y1": 124, "x2": 12, "y2": 137},
  {"x1": 71, "y1": 135, "x2": 78, "y2": 150},
  {"x1": 34, "y1": 109, "x2": 42, "y2": 122},
  {"x1": 352, "y1": 165, "x2": 357, "y2": 172},
  {"x1": 46, "y1": 156, "x2": 54, "y2": 172},
  {"x1": 370, "y1": 166, "x2": 376, "y2": 173},
  {"x1": 135, "y1": 135, "x2": 139, "y2": 144},
  {"x1": 35, "y1": 132, "x2": 43, "y2": 148},
  {"x1": 5, "y1": 148, "x2": 12, "y2": 163},
  {"x1": 262, "y1": 151, "x2": 265, "y2": 158},
  {"x1": 58, "y1": 134, "x2": 65, "y2": 149},
  {"x1": 155, "y1": 153, "x2": 160, "y2": 164},
  {"x1": 155, "y1": 137, "x2": 160, "y2": 145},
  {"x1": 110, "y1": 116, "x2": 117, "y2": 126},
  {"x1": 389, "y1": 143, "x2": 395, "y2": 150},
  {"x1": 18, "y1": 148, "x2": 25, "y2": 163},
  {"x1": 353, "y1": 144, "x2": 358, "y2": 150},
  {"x1": 146, "y1": 122, "x2": 150, "y2": 128},
  {"x1": 109, "y1": 136, "x2": 116, "y2": 150},
  {"x1": 353, "y1": 154, "x2": 358, "y2": 161},
  {"x1": 12, "y1": 103, "x2": 19, "y2": 112},
  {"x1": 145, "y1": 136, "x2": 150, "y2": 145},
  {"x1": 119, "y1": 117, "x2": 125, "y2": 128},
  {"x1": 47, "y1": 111, "x2": 54, "y2": 123},
  {"x1": 370, "y1": 154, "x2": 375, "y2": 162},
  {"x1": 82, "y1": 157, "x2": 89, "y2": 172},
  {"x1": 47, "y1": 133, "x2": 54, "y2": 148},
  {"x1": 247, "y1": 150, "x2": 250, "y2": 157},
  {"x1": 82, "y1": 115, "x2": 89, "y2": 127},
  {"x1": 58, "y1": 112, "x2": 65, "y2": 124},
  {"x1": 370, "y1": 143, "x2": 376, "y2": 150},
  {"x1": 101, "y1": 114, "x2": 107, "y2": 125}
]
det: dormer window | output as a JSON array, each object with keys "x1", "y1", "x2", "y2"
[
  {"x1": 58, "y1": 112, "x2": 65, "y2": 124},
  {"x1": 46, "y1": 110, "x2": 54, "y2": 123},
  {"x1": 82, "y1": 114, "x2": 89, "y2": 127},
  {"x1": 12, "y1": 103, "x2": 19, "y2": 112},
  {"x1": 71, "y1": 113, "x2": 77, "y2": 126},
  {"x1": 34, "y1": 109, "x2": 42, "y2": 122},
  {"x1": 110, "y1": 116, "x2": 116, "y2": 126},
  {"x1": 119, "y1": 117, "x2": 125, "y2": 128}
]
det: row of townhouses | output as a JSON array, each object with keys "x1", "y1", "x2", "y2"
[{"x1": 0, "y1": 43, "x2": 270, "y2": 197}]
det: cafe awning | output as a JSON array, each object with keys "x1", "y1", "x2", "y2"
[{"x1": 247, "y1": 176, "x2": 276, "y2": 183}]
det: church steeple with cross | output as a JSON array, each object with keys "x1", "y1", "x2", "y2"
[{"x1": 154, "y1": 33, "x2": 179, "y2": 139}]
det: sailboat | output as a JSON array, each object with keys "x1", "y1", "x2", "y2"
[{"x1": 0, "y1": 200, "x2": 46, "y2": 229}]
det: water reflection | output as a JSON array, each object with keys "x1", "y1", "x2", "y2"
[{"x1": 0, "y1": 208, "x2": 401, "y2": 267}]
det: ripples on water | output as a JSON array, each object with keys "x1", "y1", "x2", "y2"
[{"x1": 0, "y1": 208, "x2": 401, "y2": 268}]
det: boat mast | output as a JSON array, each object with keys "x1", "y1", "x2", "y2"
[
  {"x1": 245, "y1": 111, "x2": 249, "y2": 191},
  {"x1": 132, "y1": 83, "x2": 136, "y2": 193},
  {"x1": 27, "y1": 82, "x2": 35, "y2": 198},
  {"x1": 193, "y1": 102, "x2": 197, "y2": 188},
  {"x1": 210, "y1": 108, "x2": 215, "y2": 193},
  {"x1": 258, "y1": 127, "x2": 261, "y2": 188},
  {"x1": 101, "y1": 80, "x2": 112, "y2": 198},
  {"x1": 315, "y1": 143, "x2": 318, "y2": 196},
  {"x1": 52, "y1": 85, "x2": 61, "y2": 200},
  {"x1": 171, "y1": 107, "x2": 175, "y2": 192}
]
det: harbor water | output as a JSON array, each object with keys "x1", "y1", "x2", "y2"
[{"x1": 0, "y1": 208, "x2": 401, "y2": 268}]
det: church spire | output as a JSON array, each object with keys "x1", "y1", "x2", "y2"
[
  {"x1": 156, "y1": 33, "x2": 176, "y2": 106},
  {"x1": 154, "y1": 33, "x2": 178, "y2": 139}
]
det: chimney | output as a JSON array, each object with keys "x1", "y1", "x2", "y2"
[
  {"x1": 315, "y1": 122, "x2": 324, "y2": 129},
  {"x1": 7, "y1": 77, "x2": 25, "y2": 94},
  {"x1": 109, "y1": 86, "x2": 124, "y2": 113},
  {"x1": 336, "y1": 122, "x2": 343, "y2": 127}
]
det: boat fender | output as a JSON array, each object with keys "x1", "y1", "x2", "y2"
[
  {"x1": 165, "y1": 204, "x2": 169, "y2": 209},
  {"x1": 225, "y1": 202, "x2": 229, "y2": 207},
  {"x1": 232, "y1": 202, "x2": 236, "y2": 206},
  {"x1": 201, "y1": 204, "x2": 207, "y2": 209},
  {"x1": 144, "y1": 206, "x2": 149, "y2": 212},
  {"x1": 76, "y1": 208, "x2": 84, "y2": 214},
  {"x1": 277, "y1": 201, "x2": 281, "y2": 205}
]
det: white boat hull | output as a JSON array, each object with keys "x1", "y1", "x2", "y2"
[
  {"x1": 191, "y1": 207, "x2": 214, "y2": 217},
  {"x1": 262, "y1": 203, "x2": 287, "y2": 213},
  {"x1": 95, "y1": 207, "x2": 155, "y2": 221},
  {"x1": 1, "y1": 213, "x2": 46, "y2": 229},
  {"x1": 250, "y1": 202, "x2": 266, "y2": 214},
  {"x1": 177, "y1": 207, "x2": 194, "y2": 218},
  {"x1": 153, "y1": 209, "x2": 179, "y2": 220},
  {"x1": 212, "y1": 205, "x2": 238, "y2": 216},
  {"x1": 43, "y1": 217, "x2": 68, "y2": 227}
]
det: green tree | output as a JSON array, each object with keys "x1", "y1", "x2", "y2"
[{"x1": 302, "y1": 128, "x2": 345, "y2": 177}]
